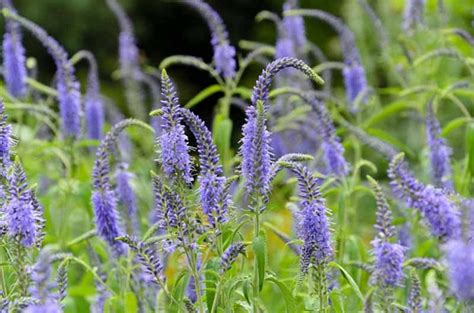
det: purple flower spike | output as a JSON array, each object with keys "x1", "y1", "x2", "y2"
[
  {"x1": 282, "y1": 0, "x2": 306, "y2": 49},
  {"x1": 444, "y1": 239, "x2": 474, "y2": 302},
  {"x1": 2, "y1": 0, "x2": 27, "y2": 98},
  {"x1": 368, "y1": 177, "x2": 404, "y2": 288},
  {"x1": 182, "y1": 0, "x2": 236, "y2": 79},
  {"x1": 220, "y1": 243, "x2": 245, "y2": 274},
  {"x1": 116, "y1": 163, "x2": 139, "y2": 235},
  {"x1": 180, "y1": 108, "x2": 229, "y2": 227},
  {"x1": 0, "y1": 100, "x2": 13, "y2": 169},
  {"x1": 342, "y1": 64, "x2": 368, "y2": 109},
  {"x1": 159, "y1": 70, "x2": 192, "y2": 184},
  {"x1": 425, "y1": 101, "x2": 453, "y2": 190},
  {"x1": 5, "y1": 11, "x2": 81, "y2": 138},
  {"x1": 81, "y1": 51, "x2": 104, "y2": 140},
  {"x1": 388, "y1": 154, "x2": 461, "y2": 241},
  {"x1": 403, "y1": 0, "x2": 425, "y2": 33},
  {"x1": 280, "y1": 162, "x2": 332, "y2": 275}
]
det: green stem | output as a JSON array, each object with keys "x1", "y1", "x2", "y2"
[
  {"x1": 210, "y1": 278, "x2": 223, "y2": 313},
  {"x1": 253, "y1": 207, "x2": 261, "y2": 313}
]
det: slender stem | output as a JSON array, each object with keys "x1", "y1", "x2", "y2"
[
  {"x1": 211, "y1": 278, "x2": 223, "y2": 313},
  {"x1": 252, "y1": 205, "x2": 261, "y2": 313}
]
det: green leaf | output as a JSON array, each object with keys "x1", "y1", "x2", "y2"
[
  {"x1": 329, "y1": 289, "x2": 345, "y2": 313},
  {"x1": 252, "y1": 231, "x2": 267, "y2": 291},
  {"x1": 266, "y1": 276, "x2": 296, "y2": 312},
  {"x1": 328, "y1": 262, "x2": 365, "y2": 304},
  {"x1": 364, "y1": 101, "x2": 416, "y2": 127},
  {"x1": 185, "y1": 84, "x2": 223, "y2": 109},
  {"x1": 124, "y1": 292, "x2": 138, "y2": 312},
  {"x1": 466, "y1": 123, "x2": 474, "y2": 175},
  {"x1": 205, "y1": 258, "x2": 220, "y2": 312},
  {"x1": 242, "y1": 278, "x2": 252, "y2": 304},
  {"x1": 441, "y1": 117, "x2": 472, "y2": 136}
]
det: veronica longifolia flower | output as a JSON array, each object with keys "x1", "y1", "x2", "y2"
[
  {"x1": 4, "y1": 163, "x2": 43, "y2": 247},
  {"x1": 182, "y1": 0, "x2": 236, "y2": 79},
  {"x1": 282, "y1": 0, "x2": 306, "y2": 50},
  {"x1": 281, "y1": 162, "x2": 332, "y2": 275},
  {"x1": 0, "y1": 100, "x2": 13, "y2": 170},
  {"x1": 115, "y1": 163, "x2": 139, "y2": 235},
  {"x1": 368, "y1": 177, "x2": 404, "y2": 287},
  {"x1": 180, "y1": 108, "x2": 229, "y2": 227},
  {"x1": 388, "y1": 154, "x2": 461, "y2": 241},
  {"x1": 81, "y1": 51, "x2": 104, "y2": 140},
  {"x1": 159, "y1": 70, "x2": 192, "y2": 184},
  {"x1": 403, "y1": 0, "x2": 425, "y2": 33},
  {"x1": 425, "y1": 101, "x2": 453, "y2": 190},
  {"x1": 220, "y1": 243, "x2": 245, "y2": 274},
  {"x1": 1, "y1": 0, "x2": 27, "y2": 98},
  {"x1": 444, "y1": 239, "x2": 474, "y2": 302},
  {"x1": 6, "y1": 11, "x2": 81, "y2": 138}
]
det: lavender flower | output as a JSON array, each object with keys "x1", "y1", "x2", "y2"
[
  {"x1": 388, "y1": 154, "x2": 461, "y2": 240},
  {"x1": 0, "y1": 100, "x2": 13, "y2": 169},
  {"x1": 91, "y1": 119, "x2": 151, "y2": 256},
  {"x1": 180, "y1": 109, "x2": 228, "y2": 226},
  {"x1": 282, "y1": 0, "x2": 306, "y2": 50},
  {"x1": 280, "y1": 162, "x2": 332, "y2": 275},
  {"x1": 220, "y1": 243, "x2": 245, "y2": 274},
  {"x1": 275, "y1": 37, "x2": 296, "y2": 59},
  {"x1": 4, "y1": 163, "x2": 41, "y2": 247},
  {"x1": 303, "y1": 94, "x2": 348, "y2": 176},
  {"x1": 115, "y1": 163, "x2": 139, "y2": 235},
  {"x1": 408, "y1": 270, "x2": 423, "y2": 312},
  {"x1": 159, "y1": 70, "x2": 192, "y2": 184},
  {"x1": 403, "y1": 0, "x2": 425, "y2": 34},
  {"x1": 182, "y1": 0, "x2": 236, "y2": 79},
  {"x1": 1, "y1": 0, "x2": 27, "y2": 98},
  {"x1": 342, "y1": 64, "x2": 368, "y2": 109},
  {"x1": 5, "y1": 11, "x2": 81, "y2": 138},
  {"x1": 80, "y1": 51, "x2": 104, "y2": 140},
  {"x1": 444, "y1": 239, "x2": 474, "y2": 302},
  {"x1": 425, "y1": 101, "x2": 453, "y2": 190},
  {"x1": 368, "y1": 176, "x2": 404, "y2": 287}
]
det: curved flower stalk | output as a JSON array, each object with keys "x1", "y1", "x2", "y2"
[
  {"x1": 403, "y1": 0, "x2": 425, "y2": 34},
  {"x1": 180, "y1": 108, "x2": 229, "y2": 227},
  {"x1": 387, "y1": 153, "x2": 460, "y2": 241},
  {"x1": 73, "y1": 51, "x2": 104, "y2": 140},
  {"x1": 3, "y1": 10, "x2": 82, "y2": 138},
  {"x1": 105, "y1": 0, "x2": 145, "y2": 119},
  {"x1": 284, "y1": 9, "x2": 368, "y2": 111},
  {"x1": 4, "y1": 162, "x2": 44, "y2": 248},
  {"x1": 444, "y1": 239, "x2": 474, "y2": 302},
  {"x1": 92, "y1": 119, "x2": 154, "y2": 256},
  {"x1": 302, "y1": 94, "x2": 348, "y2": 176},
  {"x1": 425, "y1": 101, "x2": 453, "y2": 190},
  {"x1": 367, "y1": 177, "x2": 404, "y2": 288},
  {"x1": 158, "y1": 70, "x2": 192, "y2": 184},
  {"x1": 220, "y1": 243, "x2": 246, "y2": 274},
  {"x1": 182, "y1": 0, "x2": 236, "y2": 79},
  {"x1": 1, "y1": 0, "x2": 27, "y2": 98},
  {"x1": 115, "y1": 163, "x2": 139, "y2": 236}
]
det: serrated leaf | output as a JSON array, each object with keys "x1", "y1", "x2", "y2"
[
  {"x1": 253, "y1": 231, "x2": 267, "y2": 291},
  {"x1": 266, "y1": 276, "x2": 296, "y2": 312}
]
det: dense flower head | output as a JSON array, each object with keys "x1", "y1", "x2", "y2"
[
  {"x1": 2, "y1": 0, "x2": 27, "y2": 99},
  {"x1": 388, "y1": 154, "x2": 461, "y2": 241},
  {"x1": 303, "y1": 95, "x2": 348, "y2": 176},
  {"x1": 372, "y1": 240, "x2": 404, "y2": 287},
  {"x1": 275, "y1": 37, "x2": 296, "y2": 59},
  {"x1": 159, "y1": 70, "x2": 192, "y2": 184},
  {"x1": 403, "y1": 0, "x2": 425, "y2": 33},
  {"x1": 115, "y1": 163, "x2": 139, "y2": 235},
  {"x1": 6, "y1": 11, "x2": 81, "y2": 138},
  {"x1": 0, "y1": 100, "x2": 13, "y2": 169},
  {"x1": 408, "y1": 270, "x2": 423, "y2": 312},
  {"x1": 425, "y1": 102, "x2": 453, "y2": 190},
  {"x1": 240, "y1": 104, "x2": 273, "y2": 200},
  {"x1": 220, "y1": 243, "x2": 245, "y2": 274},
  {"x1": 181, "y1": 109, "x2": 228, "y2": 226},
  {"x1": 182, "y1": 0, "x2": 236, "y2": 79},
  {"x1": 82, "y1": 51, "x2": 104, "y2": 140},
  {"x1": 281, "y1": 162, "x2": 332, "y2": 274},
  {"x1": 4, "y1": 163, "x2": 42, "y2": 247},
  {"x1": 444, "y1": 239, "x2": 474, "y2": 302}
]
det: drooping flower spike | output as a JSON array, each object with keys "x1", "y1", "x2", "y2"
[
  {"x1": 388, "y1": 153, "x2": 461, "y2": 241},
  {"x1": 182, "y1": 0, "x2": 236, "y2": 79},
  {"x1": 425, "y1": 101, "x2": 453, "y2": 190},
  {"x1": 367, "y1": 176, "x2": 404, "y2": 288},
  {"x1": 180, "y1": 108, "x2": 229, "y2": 227},
  {"x1": 1, "y1": 0, "x2": 27, "y2": 99},
  {"x1": 4, "y1": 10, "x2": 82, "y2": 138},
  {"x1": 220, "y1": 243, "x2": 246, "y2": 274},
  {"x1": 92, "y1": 119, "x2": 154, "y2": 256},
  {"x1": 158, "y1": 69, "x2": 192, "y2": 184},
  {"x1": 279, "y1": 161, "x2": 332, "y2": 276}
]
